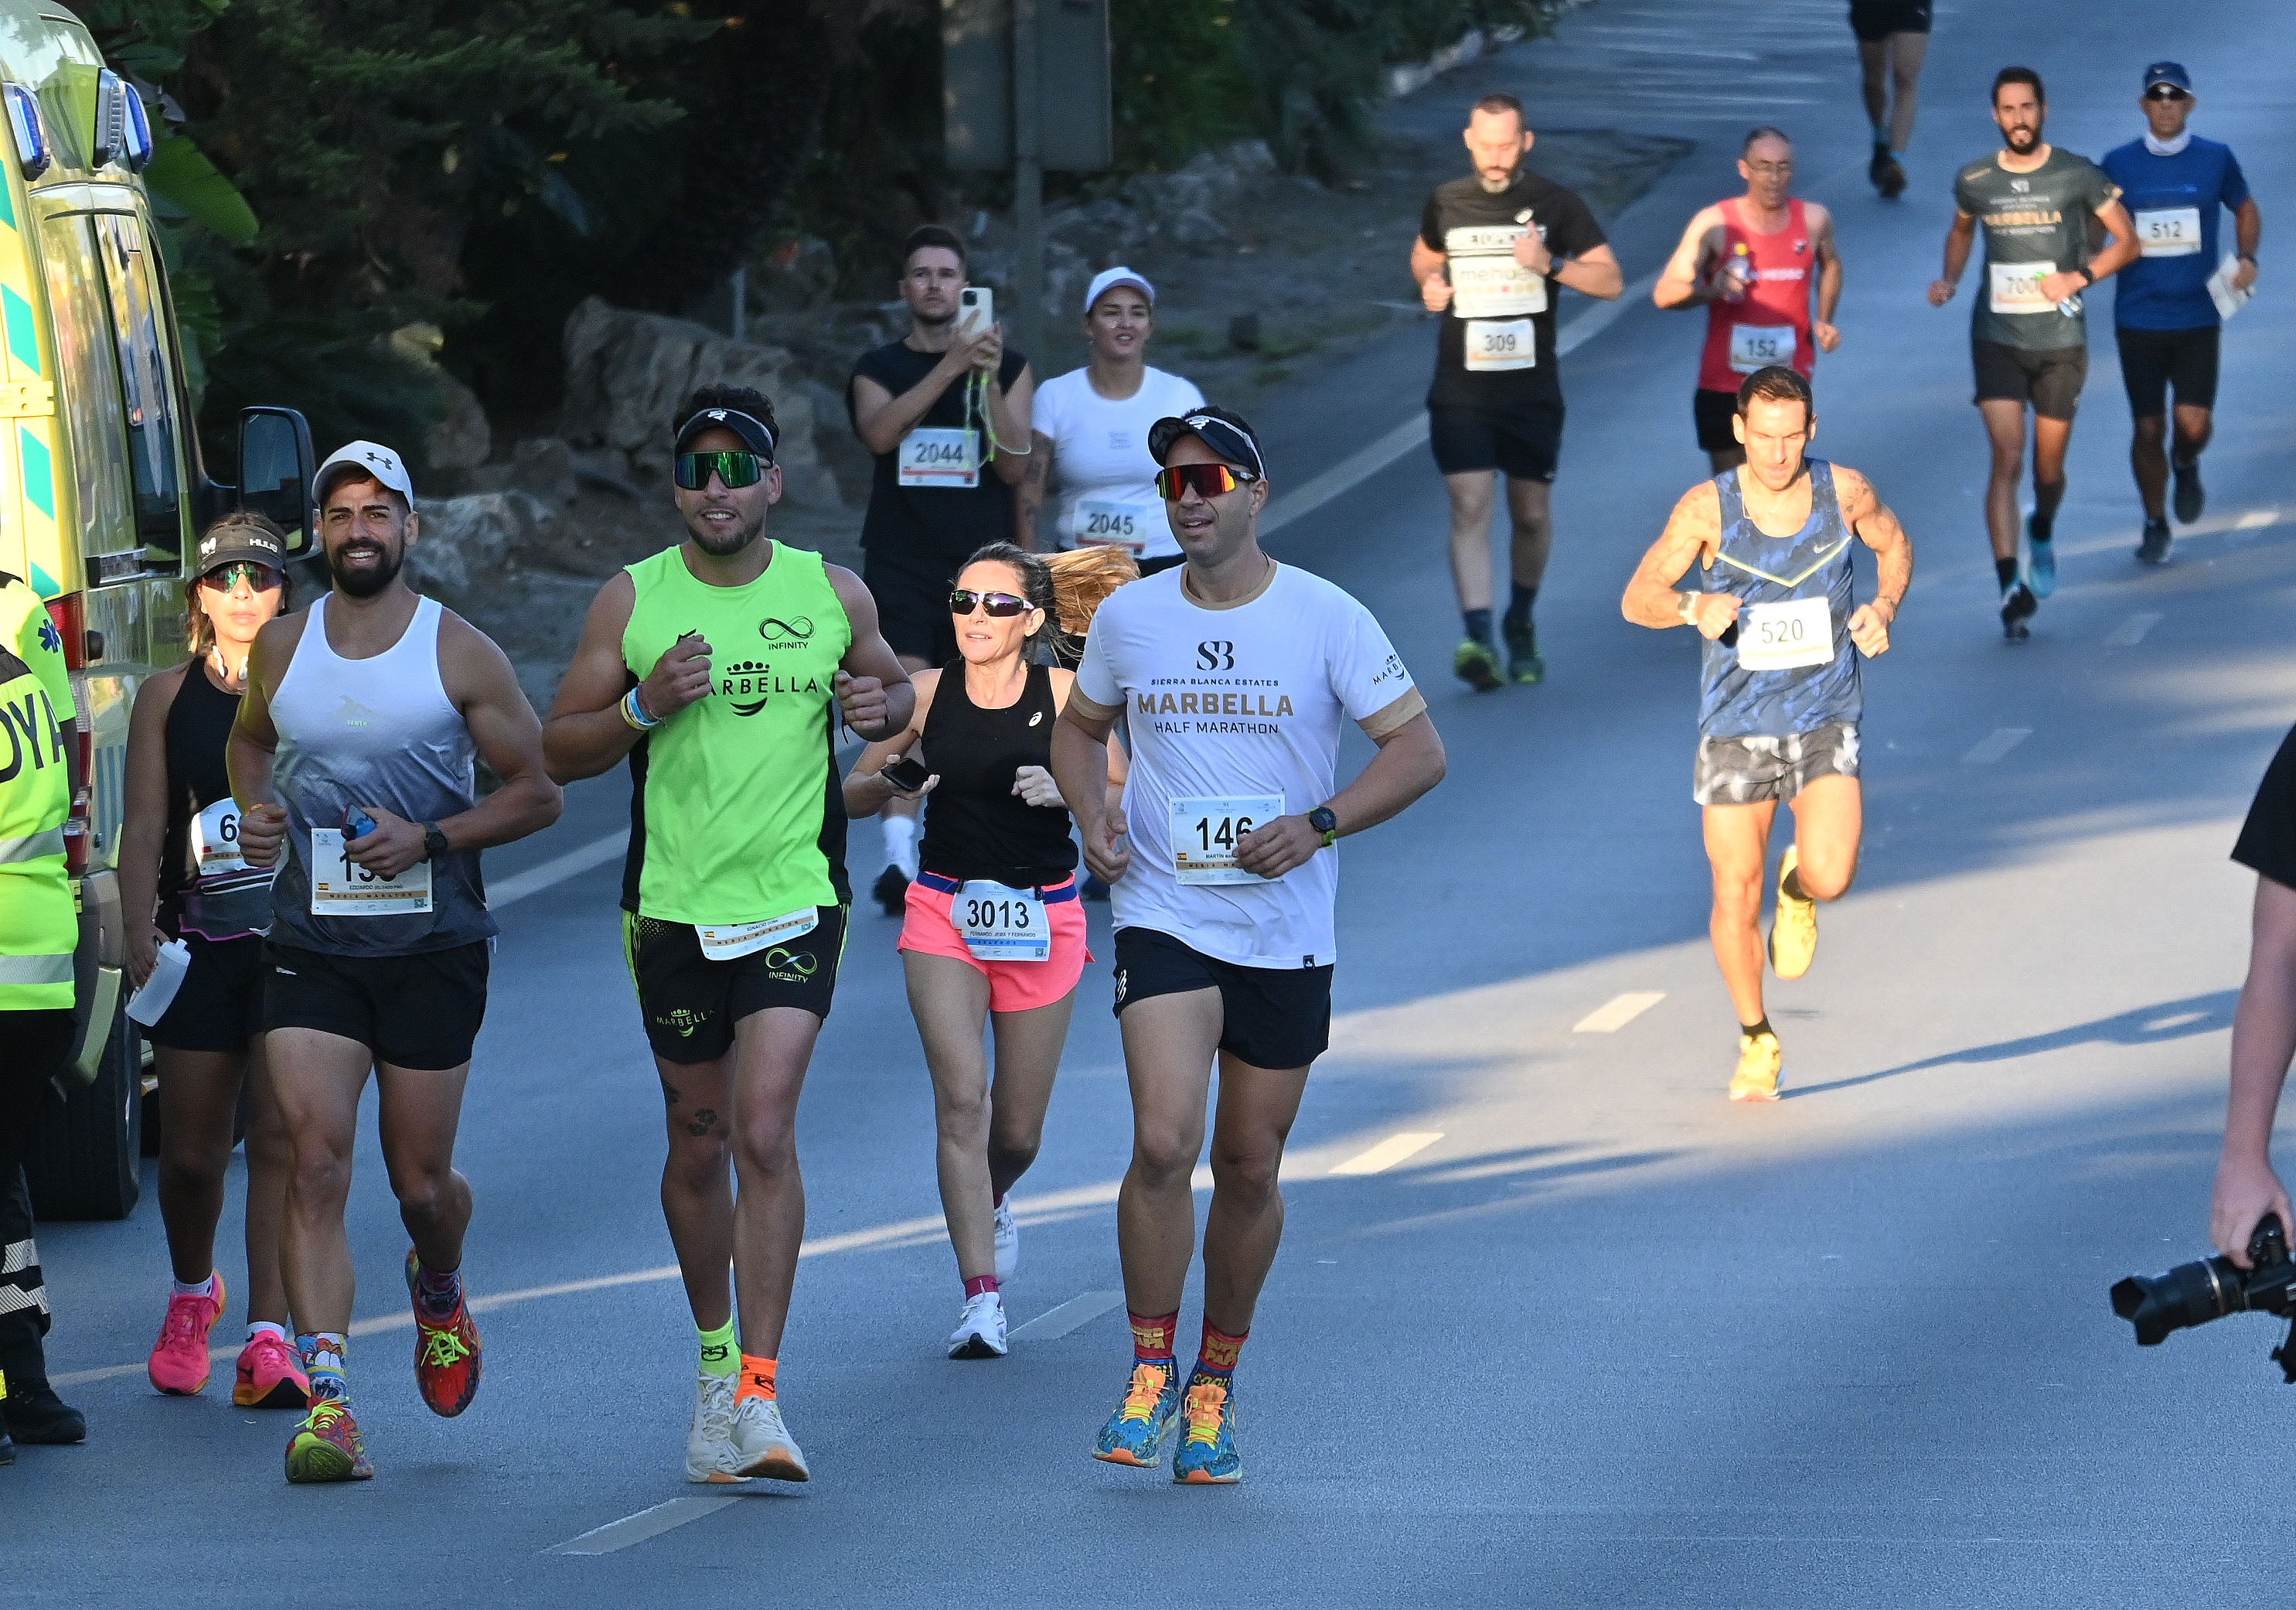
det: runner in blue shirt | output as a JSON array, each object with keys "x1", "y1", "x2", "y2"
[{"x1": 2100, "y1": 61, "x2": 2261, "y2": 565}]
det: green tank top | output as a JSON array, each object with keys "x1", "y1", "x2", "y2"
[
  {"x1": 620, "y1": 541, "x2": 853, "y2": 924},
  {"x1": 0, "y1": 577, "x2": 74, "y2": 1010}
]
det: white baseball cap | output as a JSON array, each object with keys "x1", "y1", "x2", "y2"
[
  {"x1": 315, "y1": 440, "x2": 416, "y2": 510},
  {"x1": 1084, "y1": 266, "x2": 1155, "y2": 313}
]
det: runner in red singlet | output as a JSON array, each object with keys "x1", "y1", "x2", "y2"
[{"x1": 1655, "y1": 127, "x2": 1844, "y2": 473}]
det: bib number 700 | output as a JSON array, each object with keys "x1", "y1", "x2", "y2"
[{"x1": 1169, "y1": 793, "x2": 1284, "y2": 885}]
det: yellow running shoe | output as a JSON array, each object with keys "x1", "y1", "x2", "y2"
[
  {"x1": 1729, "y1": 1030, "x2": 1782, "y2": 1103},
  {"x1": 1767, "y1": 844, "x2": 1817, "y2": 981}
]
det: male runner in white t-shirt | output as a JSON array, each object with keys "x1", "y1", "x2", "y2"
[{"x1": 1051, "y1": 406, "x2": 1446, "y2": 1484}]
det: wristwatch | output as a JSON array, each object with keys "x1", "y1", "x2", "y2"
[
  {"x1": 2076, "y1": 264, "x2": 2096, "y2": 285},
  {"x1": 1674, "y1": 591, "x2": 1700, "y2": 624},
  {"x1": 1307, "y1": 806, "x2": 1340, "y2": 848},
  {"x1": 422, "y1": 823, "x2": 450, "y2": 862}
]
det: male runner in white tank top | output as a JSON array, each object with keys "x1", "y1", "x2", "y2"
[{"x1": 231, "y1": 442, "x2": 560, "y2": 1483}]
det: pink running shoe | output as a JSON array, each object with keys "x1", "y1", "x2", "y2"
[
  {"x1": 148, "y1": 1272, "x2": 227, "y2": 1396},
  {"x1": 233, "y1": 1330, "x2": 310, "y2": 1410}
]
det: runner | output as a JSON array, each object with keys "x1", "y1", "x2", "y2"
[
  {"x1": 0, "y1": 566, "x2": 85, "y2": 1462},
  {"x1": 850, "y1": 224, "x2": 1034, "y2": 916},
  {"x1": 1849, "y1": 0, "x2": 1931, "y2": 198},
  {"x1": 1050, "y1": 406, "x2": 1446, "y2": 1483},
  {"x1": 118, "y1": 512, "x2": 305, "y2": 1409},
  {"x1": 1654, "y1": 127, "x2": 1843, "y2": 473},
  {"x1": 543, "y1": 386, "x2": 912, "y2": 1484},
  {"x1": 1927, "y1": 67, "x2": 2134, "y2": 639},
  {"x1": 1412, "y1": 90, "x2": 1621, "y2": 690},
  {"x1": 846, "y1": 541, "x2": 1133, "y2": 1359},
  {"x1": 231, "y1": 442, "x2": 563, "y2": 1483},
  {"x1": 2209, "y1": 719, "x2": 2296, "y2": 1265},
  {"x1": 1620, "y1": 367, "x2": 1912, "y2": 1101},
  {"x1": 2100, "y1": 61, "x2": 2261, "y2": 565},
  {"x1": 1021, "y1": 267, "x2": 1204, "y2": 575}
]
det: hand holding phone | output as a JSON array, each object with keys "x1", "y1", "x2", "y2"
[{"x1": 877, "y1": 752, "x2": 937, "y2": 800}]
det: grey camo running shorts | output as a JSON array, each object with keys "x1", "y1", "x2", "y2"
[{"x1": 1694, "y1": 721, "x2": 1861, "y2": 807}]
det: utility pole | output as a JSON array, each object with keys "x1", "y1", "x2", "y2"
[{"x1": 1010, "y1": 0, "x2": 1044, "y2": 363}]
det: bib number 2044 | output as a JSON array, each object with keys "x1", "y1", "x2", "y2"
[{"x1": 1170, "y1": 793, "x2": 1283, "y2": 885}]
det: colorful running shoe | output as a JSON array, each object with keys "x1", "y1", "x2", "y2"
[
  {"x1": 233, "y1": 1330, "x2": 310, "y2": 1410},
  {"x1": 284, "y1": 1398, "x2": 373, "y2": 1483},
  {"x1": 729, "y1": 1394, "x2": 810, "y2": 1482},
  {"x1": 2025, "y1": 534, "x2": 2056, "y2": 599},
  {"x1": 1729, "y1": 1030, "x2": 1783, "y2": 1103},
  {"x1": 1503, "y1": 618, "x2": 1544, "y2": 685},
  {"x1": 1172, "y1": 1378, "x2": 1242, "y2": 1485},
  {"x1": 685, "y1": 1374, "x2": 749, "y2": 1485},
  {"x1": 148, "y1": 1272, "x2": 227, "y2": 1396},
  {"x1": 1092, "y1": 1361, "x2": 1180, "y2": 1468},
  {"x1": 404, "y1": 1250, "x2": 482, "y2": 1418},
  {"x1": 1453, "y1": 638, "x2": 1503, "y2": 693},
  {"x1": 993, "y1": 1198, "x2": 1019, "y2": 1281},
  {"x1": 1767, "y1": 844, "x2": 1817, "y2": 981}
]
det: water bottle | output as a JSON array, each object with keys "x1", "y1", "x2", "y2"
[{"x1": 127, "y1": 938, "x2": 192, "y2": 1028}]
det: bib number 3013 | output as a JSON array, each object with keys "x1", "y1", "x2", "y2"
[
  {"x1": 956, "y1": 881, "x2": 1049, "y2": 963},
  {"x1": 1170, "y1": 794, "x2": 1284, "y2": 885},
  {"x1": 309, "y1": 828, "x2": 432, "y2": 916}
]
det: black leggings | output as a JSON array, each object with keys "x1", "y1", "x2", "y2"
[{"x1": 1, "y1": 1009, "x2": 74, "y2": 1351}]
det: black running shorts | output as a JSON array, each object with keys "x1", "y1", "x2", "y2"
[
  {"x1": 1972, "y1": 339, "x2": 2086, "y2": 421},
  {"x1": 863, "y1": 557, "x2": 958, "y2": 666},
  {"x1": 1693, "y1": 388, "x2": 1743, "y2": 454},
  {"x1": 1694, "y1": 722, "x2": 1862, "y2": 807},
  {"x1": 1848, "y1": 0, "x2": 1931, "y2": 42},
  {"x1": 623, "y1": 906, "x2": 847, "y2": 1065},
  {"x1": 263, "y1": 940, "x2": 491, "y2": 1071},
  {"x1": 1111, "y1": 926, "x2": 1333, "y2": 1072},
  {"x1": 2116, "y1": 325, "x2": 2219, "y2": 418},
  {"x1": 145, "y1": 929, "x2": 265, "y2": 1054},
  {"x1": 1427, "y1": 401, "x2": 1563, "y2": 482}
]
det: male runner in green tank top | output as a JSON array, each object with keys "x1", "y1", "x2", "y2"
[{"x1": 545, "y1": 385, "x2": 912, "y2": 1485}]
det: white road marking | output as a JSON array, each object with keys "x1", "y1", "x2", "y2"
[
  {"x1": 1572, "y1": 991, "x2": 1667, "y2": 1033},
  {"x1": 489, "y1": 830, "x2": 628, "y2": 909},
  {"x1": 2104, "y1": 612, "x2": 2162, "y2": 647},
  {"x1": 1960, "y1": 728, "x2": 2032, "y2": 766},
  {"x1": 1330, "y1": 1131, "x2": 1443, "y2": 1175},
  {"x1": 549, "y1": 1496, "x2": 741, "y2": 1556},
  {"x1": 1010, "y1": 1290, "x2": 1126, "y2": 1342},
  {"x1": 2235, "y1": 508, "x2": 2278, "y2": 530}
]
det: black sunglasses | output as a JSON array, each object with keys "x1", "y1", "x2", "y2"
[
  {"x1": 199, "y1": 561, "x2": 282, "y2": 592},
  {"x1": 949, "y1": 589, "x2": 1031, "y2": 617},
  {"x1": 2145, "y1": 86, "x2": 2190, "y2": 103},
  {"x1": 673, "y1": 449, "x2": 768, "y2": 490}
]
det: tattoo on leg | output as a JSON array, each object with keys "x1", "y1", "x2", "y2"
[
  {"x1": 663, "y1": 1083, "x2": 681, "y2": 1107},
  {"x1": 687, "y1": 1107, "x2": 719, "y2": 1138}
]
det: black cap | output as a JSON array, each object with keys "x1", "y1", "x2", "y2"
[
  {"x1": 673, "y1": 406, "x2": 777, "y2": 462},
  {"x1": 2143, "y1": 61, "x2": 2192, "y2": 94},
  {"x1": 1147, "y1": 406, "x2": 1266, "y2": 480},
  {"x1": 194, "y1": 519, "x2": 286, "y2": 576}
]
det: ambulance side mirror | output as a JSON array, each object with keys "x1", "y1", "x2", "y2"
[{"x1": 237, "y1": 406, "x2": 315, "y2": 554}]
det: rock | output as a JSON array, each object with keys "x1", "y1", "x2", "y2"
[
  {"x1": 410, "y1": 492, "x2": 548, "y2": 611},
  {"x1": 751, "y1": 234, "x2": 838, "y2": 313},
  {"x1": 509, "y1": 438, "x2": 580, "y2": 510},
  {"x1": 388, "y1": 323, "x2": 492, "y2": 471},
  {"x1": 1170, "y1": 206, "x2": 1230, "y2": 250}
]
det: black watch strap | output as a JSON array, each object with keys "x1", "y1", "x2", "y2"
[{"x1": 423, "y1": 823, "x2": 450, "y2": 861}]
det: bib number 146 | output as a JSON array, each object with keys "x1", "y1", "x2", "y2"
[{"x1": 1170, "y1": 794, "x2": 1284, "y2": 885}]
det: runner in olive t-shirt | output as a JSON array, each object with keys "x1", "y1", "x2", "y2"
[
  {"x1": 1928, "y1": 67, "x2": 2135, "y2": 639},
  {"x1": 545, "y1": 384, "x2": 913, "y2": 1487}
]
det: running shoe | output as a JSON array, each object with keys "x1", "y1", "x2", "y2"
[
  {"x1": 404, "y1": 1250, "x2": 482, "y2": 1418},
  {"x1": 1092, "y1": 1360, "x2": 1180, "y2": 1468},
  {"x1": 2137, "y1": 517, "x2": 2174, "y2": 566},
  {"x1": 233, "y1": 1330, "x2": 311, "y2": 1410},
  {"x1": 1503, "y1": 618, "x2": 1544, "y2": 685},
  {"x1": 1172, "y1": 1378, "x2": 1242, "y2": 1485},
  {"x1": 1998, "y1": 580, "x2": 2036, "y2": 641},
  {"x1": 947, "y1": 1291, "x2": 1009, "y2": 1360},
  {"x1": 685, "y1": 1374, "x2": 749, "y2": 1484},
  {"x1": 993, "y1": 1198, "x2": 1019, "y2": 1281},
  {"x1": 1867, "y1": 146, "x2": 1889, "y2": 189},
  {"x1": 0, "y1": 1423, "x2": 12, "y2": 1465},
  {"x1": 1, "y1": 1378, "x2": 84, "y2": 1444},
  {"x1": 871, "y1": 863, "x2": 910, "y2": 916},
  {"x1": 729, "y1": 1393, "x2": 810, "y2": 1482},
  {"x1": 1875, "y1": 155, "x2": 1906, "y2": 200},
  {"x1": 148, "y1": 1272, "x2": 227, "y2": 1396},
  {"x1": 1767, "y1": 845, "x2": 1817, "y2": 981},
  {"x1": 1729, "y1": 1030, "x2": 1783, "y2": 1103},
  {"x1": 284, "y1": 1398, "x2": 373, "y2": 1483},
  {"x1": 2172, "y1": 456, "x2": 2206, "y2": 524},
  {"x1": 1453, "y1": 637, "x2": 1504, "y2": 693},
  {"x1": 2025, "y1": 534, "x2": 2056, "y2": 599}
]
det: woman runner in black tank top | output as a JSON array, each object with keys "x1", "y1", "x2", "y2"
[
  {"x1": 117, "y1": 513, "x2": 308, "y2": 1406},
  {"x1": 845, "y1": 541, "x2": 1135, "y2": 1359}
]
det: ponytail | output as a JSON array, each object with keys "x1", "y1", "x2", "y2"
[{"x1": 959, "y1": 541, "x2": 1139, "y2": 666}]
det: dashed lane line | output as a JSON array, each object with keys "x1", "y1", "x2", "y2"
[
  {"x1": 549, "y1": 1497, "x2": 741, "y2": 1556},
  {"x1": 1009, "y1": 1290, "x2": 1126, "y2": 1342},
  {"x1": 2104, "y1": 612, "x2": 2161, "y2": 647},
  {"x1": 1572, "y1": 991, "x2": 1667, "y2": 1033},
  {"x1": 489, "y1": 828, "x2": 628, "y2": 909},
  {"x1": 1330, "y1": 1131, "x2": 1443, "y2": 1176},
  {"x1": 1960, "y1": 728, "x2": 2032, "y2": 766}
]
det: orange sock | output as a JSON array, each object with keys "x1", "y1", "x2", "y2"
[{"x1": 736, "y1": 1353, "x2": 778, "y2": 1402}]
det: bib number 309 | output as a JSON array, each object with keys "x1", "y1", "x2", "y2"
[
  {"x1": 1170, "y1": 793, "x2": 1284, "y2": 885},
  {"x1": 1463, "y1": 318, "x2": 1536, "y2": 372}
]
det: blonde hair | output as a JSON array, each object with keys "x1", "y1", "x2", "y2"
[
  {"x1": 183, "y1": 510, "x2": 291, "y2": 657},
  {"x1": 960, "y1": 541, "x2": 1139, "y2": 667}
]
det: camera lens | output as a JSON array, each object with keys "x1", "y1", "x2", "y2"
[{"x1": 2111, "y1": 1256, "x2": 2240, "y2": 1346}]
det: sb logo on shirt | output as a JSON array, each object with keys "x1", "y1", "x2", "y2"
[{"x1": 1196, "y1": 640, "x2": 1236, "y2": 671}]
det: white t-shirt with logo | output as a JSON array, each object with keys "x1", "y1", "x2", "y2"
[
  {"x1": 1075, "y1": 562, "x2": 1420, "y2": 969},
  {"x1": 1033, "y1": 365, "x2": 1205, "y2": 561}
]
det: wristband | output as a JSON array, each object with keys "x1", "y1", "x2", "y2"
[
  {"x1": 2077, "y1": 264, "x2": 2096, "y2": 286},
  {"x1": 622, "y1": 687, "x2": 662, "y2": 731}
]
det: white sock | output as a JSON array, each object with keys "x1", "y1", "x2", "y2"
[
  {"x1": 247, "y1": 1321, "x2": 288, "y2": 1344},
  {"x1": 882, "y1": 814, "x2": 920, "y2": 881},
  {"x1": 171, "y1": 1274, "x2": 215, "y2": 1300}
]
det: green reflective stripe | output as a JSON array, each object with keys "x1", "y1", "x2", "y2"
[
  {"x1": 0, "y1": 827, "x2": 62, "y2": 863},
  {"x1": 0, "y1": 951, "x2": 70, "y2": 984}
]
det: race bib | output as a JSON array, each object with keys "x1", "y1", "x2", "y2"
[
  {"x1": 309, "y1": 827, "x2": 432, "y2": 916},
  {"x1": 1169, "y1": 793, "x2": 1284, "y2": 885},
  {"x1": 1446, "y1": 227, "x2": 1548, "y2": 319},
  {"x1": 955, "y1": 881, "x2": 1049, "y2": 964},
  {"x1": 190, "y1": 798, "x2": 247, "y2": 881},
  {"x1": 1988, "y1": 261, "x2": 2054, "y2": 314},
  {"x1": 1736, "y1": 596, "x2": 1834, "y2": 671},
  {"x1": 898, "y1": 427, "x2": 980, "y2": 489},
  {"x1": 2134, "y1": 206, "x2": 2202, "y2": 258},
  {"x1": 1463, "y1": 318, "x2": 1536, "y2": 372},
  {"x1": 697, "y1": 907, "x2": 818, "y2": 961},
  {"x1": 1072, "y1": 496, "x2": 1161, "y2": 554},
  {"x1": 1729, "y1": 322, "x2": 1797, "y2": 374}
]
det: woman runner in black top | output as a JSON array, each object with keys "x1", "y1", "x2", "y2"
[
  {"x1": 846, "y1": 541, "x2": 1133, "y2": 1359},
  {"x1": 118, "y1": 511, "x2": 307, "y2": 1409}
]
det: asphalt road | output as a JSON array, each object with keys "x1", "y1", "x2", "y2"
[{"x1": 18, "y1": 2, "x2": 2296, "y2": 1604}]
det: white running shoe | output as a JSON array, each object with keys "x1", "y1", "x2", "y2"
[
  {"x1": 728, "y1": 1393, "x2": 810, "y2": 1482},
  {"x1": 993, "y1": 1198, "x2": 1019, "y2": 1281},
  {"x1": 684, "y1": 1373, "x2": 749, "y2": 1484},
  {"x1": 946, "y1": 1291, "x2": 1008, "y2": 1359}
]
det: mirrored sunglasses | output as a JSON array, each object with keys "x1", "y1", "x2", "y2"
[
  {"x1": 673, "y1": 449, "x2": 768, "y2": 490},
  {"x1": 1154, "y1": 463, "x2": 1255, "y2": 500},
  {"x1": 2144, "y1": 86, "x2": 2190, "y2": 102},
  {"x1": 948, "y1": 589, "x2": 1031, "y2": 617},
  {"x1": 199, "y1": 561, "x2": 283, "y2": 592}
]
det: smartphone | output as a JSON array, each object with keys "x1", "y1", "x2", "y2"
[
  {"x1": 958, "y1": 286, "x2": 992, "y2": 340},
  {"x1": 345, "y1": 807, "x2": 377, "y2": 841},
  {"x1": 881, "y1": 756, "x2": 932, "y2": 793}
]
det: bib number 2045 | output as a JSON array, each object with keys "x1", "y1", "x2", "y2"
[{"x1": 1170, "y1": 793, "x2": 1283, "y2": 885}]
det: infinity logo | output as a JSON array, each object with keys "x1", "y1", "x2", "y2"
[
  {"x1": 765, "y1": 948, "x2": 819, "y2": 977},
  {"x1": 758, "y1": 616, "x2": 814, "y2": 640}
]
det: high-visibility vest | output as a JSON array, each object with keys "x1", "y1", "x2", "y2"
[{"x1": 0, "y1": 575, "x2": 72, "y2": 1011}]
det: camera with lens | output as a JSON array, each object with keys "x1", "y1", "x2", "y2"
[{"x1": 2110, "y1": 1214, "x2": 2296, "y2": 1380}]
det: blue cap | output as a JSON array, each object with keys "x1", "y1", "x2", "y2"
[{"x1": 2143, "y1": 61, "x2": 2192, "y2": 94}]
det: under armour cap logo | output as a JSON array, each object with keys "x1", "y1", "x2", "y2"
[{"x1": 708, "y1": 410, "x2": 727, "y2": 421}]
